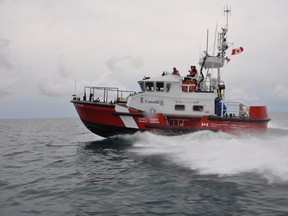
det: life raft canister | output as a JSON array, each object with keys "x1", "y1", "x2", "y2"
[{"x1": 182, "y1": 80, "x2": 196, "y2": 92}]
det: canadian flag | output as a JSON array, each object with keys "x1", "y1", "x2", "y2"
[{"x1": 231, "y1": 47, "x2": 244, "y2": 55}]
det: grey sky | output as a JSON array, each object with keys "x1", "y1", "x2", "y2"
[{"x1": 0, "y1": 0, "x2": 287, "y2": 119}]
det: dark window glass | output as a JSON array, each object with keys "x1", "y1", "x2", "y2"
[
  {"x1": 166, "y1": 83, "x2": 171, "y2": 92},
  {"x1": 175, "y1": 105, "x2": 185, "y2": 111},
  {"x1": 156, "y1": 82, "x2": 164, "y2": 91},
  {"x1": 193, "y1": 105, "x2": 204, "y2": 111},
  {"x1": 145, "y1": 82, "x2": 154, "y2": 91},
  {"x1": 139, "y1": 82, "x2": 145, "y2": 92}
]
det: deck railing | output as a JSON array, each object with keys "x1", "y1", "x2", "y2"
[
  {"x1": 221, "y1": 101, "x2": 250, "y2": 118},
  {"x1": 77, "y1": 86, "x2": 136, "y2": 104}
]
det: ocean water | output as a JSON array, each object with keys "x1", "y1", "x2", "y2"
[{"x1": 1, "y1": 113, "x2": 288, "y2": 216}]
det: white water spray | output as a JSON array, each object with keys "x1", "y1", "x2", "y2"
[{"x1": 129, "y1": 130, "x2": 288, "y2": 184}]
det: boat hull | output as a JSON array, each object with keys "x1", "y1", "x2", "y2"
[
  {"x1": 72, "y1": 100, "x2": 270, "y2": 138},
  {"x1": 82, "y1": 120, "x2": 139, "y2": 138}
]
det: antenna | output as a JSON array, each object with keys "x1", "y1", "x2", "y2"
[
  {"x1": 206, "y1": 29, "x2": 209, "y2": 53},
  {"x1": 224, "y1": 5, "x2": 231, "y2": 30},
  {"x1": 213, "y1": 24, "x2": 218, "y2": 56},
  {"x1": 72, "y1": 80, "x2": 77, "y2": 100},
  {"x1": 74, "y1": 80, "x2": 77, "y2": 94}
]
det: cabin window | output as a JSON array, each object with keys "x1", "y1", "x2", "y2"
[
  {"x1": 193, "y1": 105, "x2": 204, "y2": 111},
  {"x1": 156, "y1": 82, "x2": 164, "y2": 91},
  {"x1": 166, "y1": 83, "x2": 171, "y2": 92},
  {"x1": 139, "y1": 82, "x2": 145, "y2": 92},
  {"x1": 175, "y1": 105, "x2": 185, "y2": 111},
  {"x1": 145, "y1": 82, "x2": 154, "y2": 91}
]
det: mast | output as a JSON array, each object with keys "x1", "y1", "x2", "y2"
[
  {"x1": 198, "y1": 5, "x2": 232, "y2": 96},
  {"x1": 224, "y1": 5, "x2": 231, "y2": 31},
  {"x1": 206, "y1": 29, "x2": 209, "y2": 54},
  {"x1": 217, "y1": 6, "x2": 231, "y2": 82}
]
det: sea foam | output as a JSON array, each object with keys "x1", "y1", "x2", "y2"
[{"x1": 129, "y1": 130, "x2": 288, "y2": 184}]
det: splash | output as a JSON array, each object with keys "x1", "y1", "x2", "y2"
[
  {"x1": 129, "y1": 131, "x2": 288, "y2": 184},
  {"x1": 268, "y1": 113, "x2": 288, "y2": 131},
  {"x1": 268, "y1": 121, "x2": 288, "y2": 131}
]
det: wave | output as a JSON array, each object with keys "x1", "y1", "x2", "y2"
[
  {"x1": 268, "y1": 113, "x2": 288, "y2": 131},
  {"x1": 129, "y1": 131, "x2": 288, "y2": 184},
  {"x1": 268, "y1": 122, "x2": 288, "y2": 130}
]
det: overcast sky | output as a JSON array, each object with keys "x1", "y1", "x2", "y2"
[{"x1": 0, "y1": 0, "x2": 287, "y2": 119}]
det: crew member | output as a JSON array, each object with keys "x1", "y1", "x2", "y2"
[
  {"x1": 188, "y1": 65, "x2": 198, "y2": 77},
  {"x1": 172, "y1": 67, "x2": 180, "y2": 76}
]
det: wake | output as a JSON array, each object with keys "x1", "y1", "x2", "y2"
[{"x1": 128, "y1": 130, "x2": 288, "y2": 184}]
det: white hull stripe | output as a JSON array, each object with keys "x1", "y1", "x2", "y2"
[{"x1": 115, "y1": 105, "x2": 139, "y2": 129}]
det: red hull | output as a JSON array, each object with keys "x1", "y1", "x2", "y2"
[{"x1": 72, "y1": 100, "x2": 270, "y2": 138}]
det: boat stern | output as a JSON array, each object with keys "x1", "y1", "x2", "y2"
[{"x1": 249, "y1": 106, "x2": 269, "y2": 120}]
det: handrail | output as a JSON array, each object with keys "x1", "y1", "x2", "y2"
[
  {"x1": 221, "y1": 101, "x2": 249, "y2": 118},
  {"x1": 82, "y1": 86, "x2": 136, "y2": 103}
]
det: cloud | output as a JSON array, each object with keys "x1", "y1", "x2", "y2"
[
  {"x1": 0, "y1": 38, "x2": 12, "y2": 69},
  {"x1": 37, "y1": 54, "x2": 128, "y2": 97},
  {"x1": 38, "y1": 69, "x2": 127, "y2": 97},
  {"x1": 105, "y1": 55, "x2": 143, "y2": 72},
  {"x1": 0, "y1": 77, "x2": 16, "y2": 96},
  {"x1": 38, "y1": 75, "x2": 74, "y2": 97},
  {"x1": 1, "y1": 0, "x2": 288, "y2": 116},
  {"x1": 0, "y1": 37, "x2": 20, "y2": 97},
  {"x1": 274, "y1": 84, "x2": 288, "y2": 100},
  {"x1": 104, "y1": 55, "x2": 144, "y2": 89},
  {"x1": 56, "y1": 54, "x2": 71, "y2": 79},
  {"x1": 38, "y1": 55, "x2": 74, "y2": 97},
  {"x1": 226, "y1": 86, "x2": 259, "y2": 103}
]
